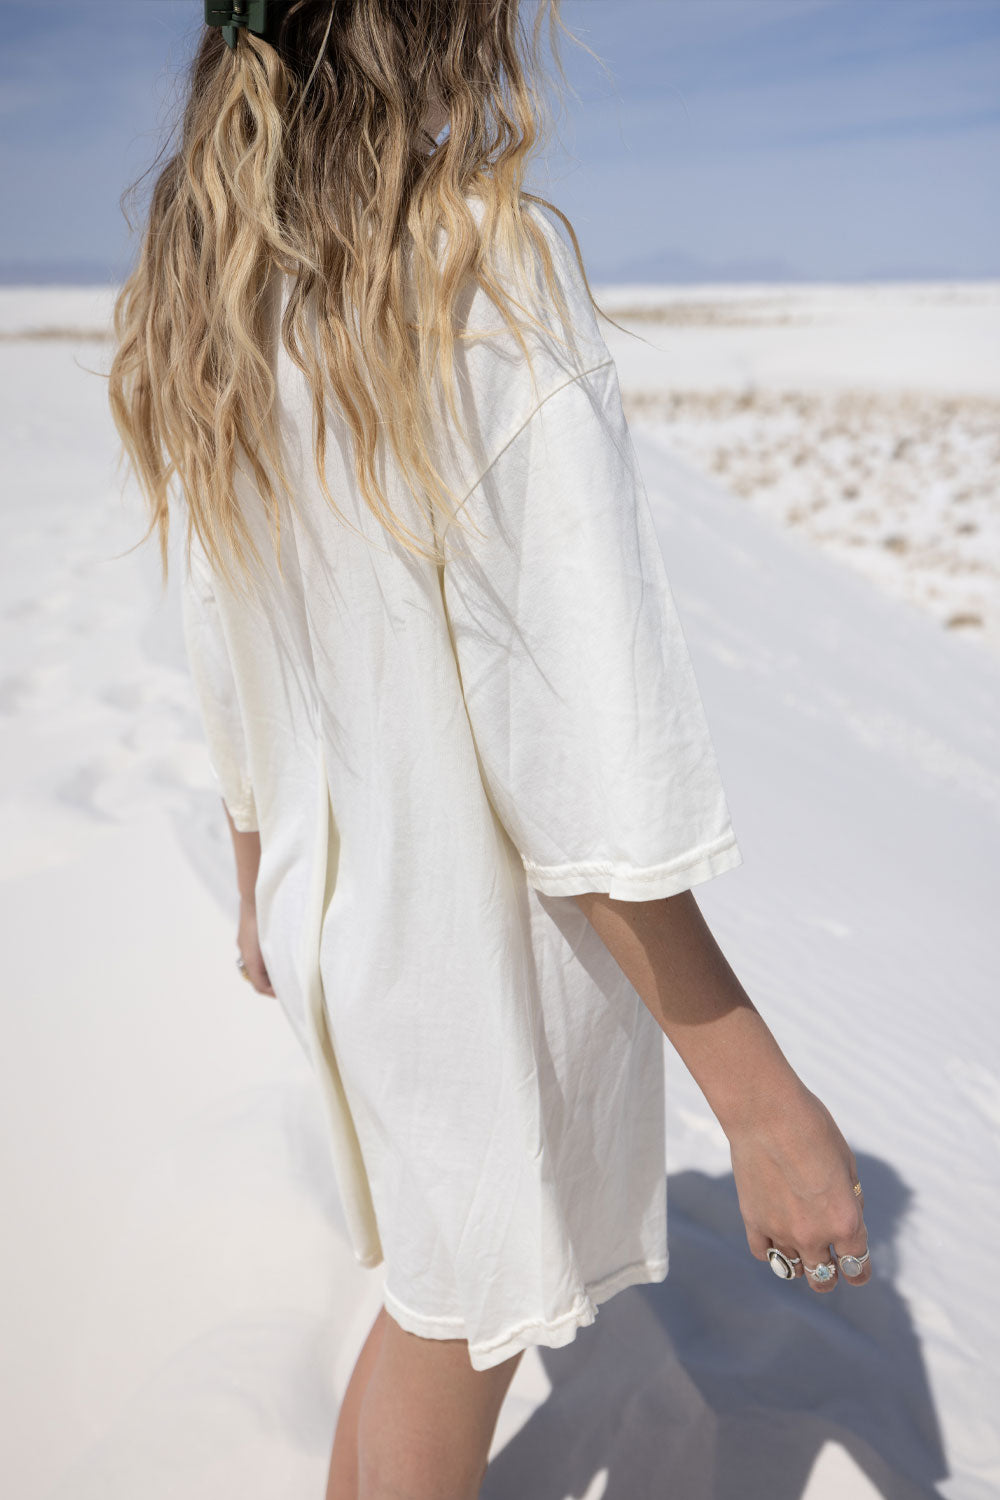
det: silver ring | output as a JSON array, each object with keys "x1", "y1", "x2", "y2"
[
  {"x1": 838, "y1": 1244, "x2": 870, "y2": 1277},
  {"x1": 803, "y1": 1259, "x2": 837, "y2": 1283},
  {"x1": 766, "y1": 1247, "x2": 802, "y2": 1280},
  {"x1": 235, "y1": 955, "x2": 247, "y2": 971}
]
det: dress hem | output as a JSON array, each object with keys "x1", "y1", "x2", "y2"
[
  {"x1": 381, "y1": 1255, "x2": 669, "y2": 1373},
  {"x1": 353, "y1": 1248, "x2": 385, "y2": 1270}
]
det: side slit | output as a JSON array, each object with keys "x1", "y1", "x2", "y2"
[{"x1": 299, "y1": 738, "x2": 384, "y2": 1268}]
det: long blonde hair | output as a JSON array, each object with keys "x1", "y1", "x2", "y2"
[{"x1": 107, "y1": 0, "x2": 620, "y2": 600}]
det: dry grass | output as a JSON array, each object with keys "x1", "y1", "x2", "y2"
[
  {"x1": 622, "y1": 384, "x2": 1000, "y2": 656},
  {"x1": 0, "y1": 327, "x2": 111, "y2": 342}
]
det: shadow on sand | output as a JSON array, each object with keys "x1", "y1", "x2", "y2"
[{"x1": 483, "y1": 1152, "x2": 944, "y2": 1500}]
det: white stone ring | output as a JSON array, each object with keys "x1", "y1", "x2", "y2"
[
  {"x1": 766, "y1": 1247, "x2": 802, "y2": 1279},
  {"x1": 837, "y1": 1244, "x2": 870, "y2": 1278}
]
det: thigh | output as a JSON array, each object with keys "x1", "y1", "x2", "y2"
[
  {"x1": 379, "y1": 1307, "x2": 524, "y2": 1424},
  {"x1": 357, "y1": 1308, "x2": 524, "y2": 1500}
]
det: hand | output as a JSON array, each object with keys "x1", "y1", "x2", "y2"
[
  {"x1": 727, "y1": 1081, "x2": 871, "y2": 1293},
  {"x1": 236, "y1": 898, "x2": 276, "y2": 997}
]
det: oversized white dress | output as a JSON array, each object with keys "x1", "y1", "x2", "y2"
[{"x1": 179, "y1": 197, "x2": 743, "y2": 1372}]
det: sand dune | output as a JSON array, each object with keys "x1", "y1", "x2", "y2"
[{"x1": 1, "y1": 284, "x2": 998, "y2": 1498}]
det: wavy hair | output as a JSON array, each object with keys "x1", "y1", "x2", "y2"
[{"x1": 107, "y1": 0, "x2": 623, "y2": 600}]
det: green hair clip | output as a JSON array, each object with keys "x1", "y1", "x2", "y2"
[{"x1": 204, "y1": 1, "x2": 277, "y2": 51}]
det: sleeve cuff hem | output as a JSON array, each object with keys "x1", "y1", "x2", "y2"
[
  {"x1": 227, "y1": 806, "x2": 260, "y2": 833},
  {"x1": 222, "y1": 792, "x2": 259, "y2": 832},
  {"x1": 208, "y1": 759, "x2": 258, "y2": 832},
  {"x1": 520, "y1": 832, "x2": 743, "y2": 899}
]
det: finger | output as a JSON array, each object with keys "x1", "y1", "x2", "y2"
[
  {"x1": 764, "y1": 1238, "x2": 805, "y2": 1280},
  {"x1": 801, "y1": 1242, "x2": 839, "y2": 1293},
  {"x1": 831, "y1": 1180, "x2": 871, "y2": 1286},
  {"x1": 745, "y1": 1227, "x2": 771, "y2": 1262},
  {"x1": 834, "y1": 1221, "x2": 872, "y2": 1286},
  {"x1": 749, "y1": 1228, "x2": 802, "y2": 1277},
  {"x1": 248, "y1": 963, "x2": 273, "y2": 995},
  {"x1": 237, "y1": 951, "x2": 272, "y2": 996}
]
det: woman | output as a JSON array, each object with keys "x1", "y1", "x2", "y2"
[{"x1": 108, "y1": 3, "x2": 871, "y2": 1497}]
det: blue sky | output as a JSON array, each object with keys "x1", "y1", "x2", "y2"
[{"x1": 0, "y1": 0, "x2": 997, "y2": 283}]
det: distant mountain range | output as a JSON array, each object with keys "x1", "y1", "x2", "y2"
[
  {"x1": 0, "y1": 250, "x2": 978, "y2": 287},
  {"x1": 0, "y1": 258, "x2": 129, "y2": 286},
  {"x1": 599, "y1": 245, "x2": 967, "y2": 285}
]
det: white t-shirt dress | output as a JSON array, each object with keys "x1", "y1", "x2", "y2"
[{"x1": 180, "y1": 196, "x2": 743, "y2": 1372}]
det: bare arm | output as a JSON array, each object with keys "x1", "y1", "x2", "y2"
[
  {"x1": 571, "y1": 888, "x2": 798, "y2": 1136},
  {"x1": 223, "y1": 800, "x2": 275, "y2": 997},
  {"x1": 572, "y1": 887, "x2": 871, "y2": 1292}
]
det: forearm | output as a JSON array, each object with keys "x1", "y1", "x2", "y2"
[
  {"x1": 222, "y1": 801, "x2": 275, "y2": 996},
  {"x1": 223, "y1": 799, "x2": 262, "y2": 905},
  {"x1": 572, "y1": 888, "x2": 805, "y2": 1139}
]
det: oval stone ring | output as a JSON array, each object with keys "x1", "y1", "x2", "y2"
[
  {"x1": 766, "y1": 1247, "x2": 802, "y2": 1279},
  {"x1": 838, "y1": 1181, "x2": 869, "y2": 1277},
  {"x1": 838, "y1": 1243, "x2": 870, "y2": 1278}
]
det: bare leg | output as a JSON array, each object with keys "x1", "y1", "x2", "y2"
[
  {"x1": 355, "y1": 1307, "x2": 525, "y2": 1500},
  {"x1": 326, "y1": 1305, "x2": 390, "y2": 1500}
]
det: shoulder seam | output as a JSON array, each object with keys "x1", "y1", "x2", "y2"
[{"x1": 449, "y1": 356, "x2": 615, "y2": 522}]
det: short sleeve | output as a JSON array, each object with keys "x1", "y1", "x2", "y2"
[
  {"x1": 180, "y1": 542, "x2": 259, "y2": 833},
  {"x1": 440, "y1": 357, "x2": 743, "y2": 900}
]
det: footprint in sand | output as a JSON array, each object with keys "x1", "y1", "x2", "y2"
[
  {"x1": 55, "y1": 760, "x2": 124, "y2": 823},
  {"x1": 0, "y1": 673, "x2": 39, "y2": 714},
  {"x1": 101, "y1": 681, "x2": 153, "y2": 713},
  {"x1": 4, "y1": 597, "x2": 48, "y2": 624}
]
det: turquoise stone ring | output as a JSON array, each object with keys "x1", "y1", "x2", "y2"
[{"x1": 804, "y1": 1259, "x2": 837, "y2": 1282}]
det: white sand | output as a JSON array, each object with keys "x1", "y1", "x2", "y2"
[
  {"x1": 1, "y1": 284, "x2": 998, "y2": 1498},
  {"x1": 598, "y1": 281, "x2": 1000, "y2": 664}
]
